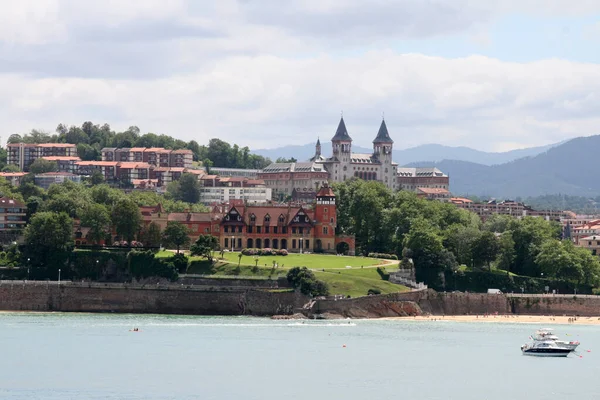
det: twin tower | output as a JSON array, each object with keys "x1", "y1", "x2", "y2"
[{"x1": 313, "y1": 117, "x2": 397, "y2": 190}]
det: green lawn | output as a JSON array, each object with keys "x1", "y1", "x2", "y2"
[
  {"x1": 155, "y1": 250, "x2": 408, "y2": 298},
  {"x1": 315, "y1": 268, "x2": 410, "y2": 298},
  {"x1": 219, "y1": 252, "x2": 392, "y2": 270}
]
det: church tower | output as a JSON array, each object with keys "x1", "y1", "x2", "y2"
[
  {"x1": 373, "y1": 118, "x2": 395, "y2": 189},
  {"x1": 315, "y1": 137, "x2": 321, "y2": 158},
  {"x1": 314, "y1": 183, "x2": 336, "y2": 253},
  {"x1": 331, "y1": 117, "x2": 352, "y2": 182}
]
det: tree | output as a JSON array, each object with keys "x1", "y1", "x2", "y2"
[
  {"x1": 162, "y1": 221, "x2": 191, "y2": 253},
  {"x1": 167, "y1": 173, "x2": 200, "y2": 204},
  {"x1": 496, "y1": 232, "x2": 516, "y2": 274},
  {"x1": 471, "y1": 231, "x2": 500, "y2": 270},
  {"x1": 1, "y1": 164, "x2": 20, "y2": 172},
  {"x1": 90, "y1": 170, "x2": 105, "y2": 185},
  {"x1": 444, "y1": 225, "x2": 480, "y2": 267},
  {"x1": 7, "y1": 134, "x2": 23, "y2": 144},
  {"x1": 275, "y1": 157, "x2": 297, "y2": 163},
  {"x1": 24, "y1": 212, "x2": 73, "y2": 271},
  {"x1": 286, "y1": 267, "x2": 329, "y2": 296},
  {"x1": 190, "y1": 234, "x2": 219, "y2": 262},
  {"x1": 81, "y1": 204, "x2": 111, "y2": 244},
  {"x1": 111, "y1": 198, "x2": 141, "y2": 242},
  {"x1": 29, "y1": 159, "x2": 58, "y2": 174},
  {"x1": 139, "y1": 222, "x2": 162, "y2": 249}
]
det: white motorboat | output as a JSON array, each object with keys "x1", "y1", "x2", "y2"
[
  {"x1": 532, "y1": 328, "x2": 580, "y2": 351},
  {"x1": 521, "y1": 340, "x2": 572, "y2": 357}
]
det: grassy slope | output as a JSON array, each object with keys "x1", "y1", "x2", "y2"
[{"x1": 156, "y1": 251, "x2": 407, "y2": 297}]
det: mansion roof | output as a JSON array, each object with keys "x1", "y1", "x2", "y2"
[
  {"x1": 397, "y1": 167, "x2": 448, "y2": 178},
  {"x1": 261, "y1": 162, "x2": 326, "y2": 173}
]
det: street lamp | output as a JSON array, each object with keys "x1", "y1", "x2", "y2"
[
  {"x1": 231, "y1": 236, "x2": 234, "y2": 252},
  {"x1": 27, "y1": 258, "x2": 30, "y2": 280},
  {"x1": 299, "y1": 236, "x2": 303, "y2": 254},
  {"x1": 58, "y1": 269, "x2": 61, "y2": 285}
]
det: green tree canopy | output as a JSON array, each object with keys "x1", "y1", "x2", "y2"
[
  {"x1": 80, "y1": 203, "x2": 111, "y2": 244},
  {"x1": 190, "y1": 234, "x2": 219, "y2": 262},
  {"x1": 162, "y1": 221, "x2": 191, "y2": 253},
  {"x1": 111, "y1": 198, "x2": 142, "y2": 242},
  {"x1": 29, "y1": 159, "x2": 58, "y2": 174}
]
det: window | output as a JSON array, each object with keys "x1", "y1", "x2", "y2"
[
  {"x1": 323, "y1": 227, "x2": 328, "y2": 235},
  {"x1": 299, "y1": 227, "x2": 304, "y2": 234},
  {"x1": 224, "y1": 226, "x2": 228, "y2": 233},
  {"x1": 247, "y1": 226, "x2": 253, "y2": 233},
  {"x1": 292, "y1": 227, "x2": 297, "y2": 234},
  {"x1": 324, "y1": 207, "x2": 328, "y2": 213},
  {"x1": 224, "y1": 238, "x2": 229, "y2": 248},
  {"x1": 264, "y1": 215, "x2": 271, "y2": 223},
  {"x1": 265, "y1": 226, "x2": 270, "y2": 234},
  {"x1": 292, "y1": 239, "x2": 296, "y2": 249},
  {"x1": 204, "y1": 227, "x2": 210, "y2": 233},
  {"x1": 238, "y1": 226, "x2": 243, "y2": 233},
  {"x1": 257, "y1": 226, "x2": 262, "y2": 233},
  {"x1": 330, "y1": 218, "x2": 334, "y2": 223},
  {"x1": 282, "y1": 227, "x2": 288, "y2": 234},
  {"x1": 305, "y1": 240, "x2": 309, "y2": 249},
  {"x1": 273, "y1": 226, "x2": 278, "y2": 234},
  {"x1": 250, "y1": 214, "x2": 256, "y2": 223}
]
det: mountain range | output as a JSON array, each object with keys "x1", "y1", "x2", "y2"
[
  {"x1": 253, "y1": 141, "x2": 560, "y2": 166},
  {"x1": 253, "y1": 136, "x2": 600, "y2": 198}
]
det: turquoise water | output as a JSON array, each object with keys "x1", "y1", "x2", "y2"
[{"x1": 0, "y1": 313, "x2": 598, "y2": 400}]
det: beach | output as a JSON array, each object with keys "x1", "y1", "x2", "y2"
[{"x1": 384, "y1": 314, "x2": 600, "y2": 325}]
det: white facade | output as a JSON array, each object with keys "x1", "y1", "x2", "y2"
[{"x1": 199, "y1": 186, "x2": 272, "y2": 205}]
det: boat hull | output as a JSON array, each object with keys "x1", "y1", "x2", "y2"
[{"x1": 522, "y1": 349, "x2": 571, "y2": 357}]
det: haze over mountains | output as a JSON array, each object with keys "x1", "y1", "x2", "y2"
[
  {"x1": 254, "y1": 136, "x2": 600, "y2": 198},
  {"x1": 253, "y1": 141, "x2": 559, "y2": 166}
]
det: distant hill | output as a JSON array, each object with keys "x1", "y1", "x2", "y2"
[
  {"x1": 407, "y1": 135, "x2": 600, "y2": 198},
  {"x1": 252, "y1": 141, "x2": 559, "y2": 166}
]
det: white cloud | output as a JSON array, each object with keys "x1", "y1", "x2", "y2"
[{"x1": 0, "y1": 0, "x2": 599, "y2": 153}]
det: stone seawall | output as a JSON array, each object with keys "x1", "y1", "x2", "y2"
[
  {"x1": 0, "y1": 282, "x2": 308, "y2": 316},
  {"x1": 312, "y1": 291, "x2": 600, "y2": 318}
]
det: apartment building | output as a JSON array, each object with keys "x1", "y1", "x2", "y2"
[
  {"x1": 7, "y1": 143, "x2": 77, "y2": 171},
  {"x1": 397, "y1": 167, "x2": 449, "y2": 192},
  {"x1": 101, "y1": 147, "x2": 193, "y2": 168}
]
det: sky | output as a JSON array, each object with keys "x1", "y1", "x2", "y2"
[{"x1": 1, "y1": 0, "x2": 600, "y2": 152}]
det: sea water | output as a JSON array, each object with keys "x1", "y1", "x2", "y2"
[{"x1": 0, "y1": 313, "x2": 598, "y2": 400}]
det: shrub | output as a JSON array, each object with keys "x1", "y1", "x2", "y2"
[
  {"x1": 376, "y1": 266, "x2": 390, "y2": 281},
  {"x1": 367, "y1": 252, "x2": 398, "y2": 260},
  {"x1": 286, "y1": 266, "x2": 329, "y2": 296},
  {"x1": 277, "y1": 249, "x2": 288, "y2": 256},
  {"x1": 169, "y1": 253, "x2": 189, "y2": 273}
]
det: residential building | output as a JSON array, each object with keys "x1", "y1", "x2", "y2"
[
  {"x1": 570, "y1": 220, "x2": 600, "y2": 245},
  {"x1": 209, "y1": 167, "x2": 260, "y2": 178},
  {"x1": 75, "y1": 161, "x2": 119, "y2": 181},
  {"x1": 0, "y1": 197, "x2": 27, "y2": 240},
  {"x1": 198, "y1": 176, "x2": 272, "y2": 204},
  {"x1": 101, "y1": 147, "x2": 193, "y2": 168},
  {"x1": 0, "y1": 172, "x2": 27, "y2": 187},
  {"x1": 7, "y1": 143, "x2": 77, "y2": 171},
  {"x1": 115, "y1": 162, "x2": 152, "y2": 182},
  {"x1": 578, "y1": 235, "x2": 600, "y2": 256},
  {"x1": 311, "y1": 117, "x2": 398, "y2": 190},
  {"x1": 397, "y1": 167, "x2": 449, "y2": 192},
  {"x1": 34, "y1": 172, "x2": 82, "y2": 190},
  {"x1": 451, "y1": 198, "x2": 571, "y2": 222},
  {"x1": 258, "y1": 162, "x2": 329, "y2": 201},
  {"x1": 41, "y1": 156, "x2": 81, "y2": 173}
]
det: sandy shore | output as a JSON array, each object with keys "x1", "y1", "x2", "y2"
[{"x1": 383, "y1": 315, "x2": 600, "y2": 325}]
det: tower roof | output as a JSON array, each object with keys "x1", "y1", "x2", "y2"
[
  {"x1": 317, "y1": 183, "x2": 335, "y2": 197},
  {"x1": 373, "y1": 119, "x2": 393, "y2": 144},
  {"x1": 331, "y1": 117, "x2": 352, "y2": 142},
  {"x1": 316, "y1": 137, "x2": 321, "y2": 146}
]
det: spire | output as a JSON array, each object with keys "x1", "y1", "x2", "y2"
[
  {"x1": 331, "y1": 117, "x2": 352, "y2": 142},
  {"x1": 314, "y1": 137, "x2": 322, "y2": 158},
  {"x1": 373, "y1": 119, "x2": 393, "y2": 144}
]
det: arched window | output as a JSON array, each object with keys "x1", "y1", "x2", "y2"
[
  {"x1": 264, "y1": 214, "x2": 271, "y2": 223},
  {"x1": 250, "y1": 214, "x2": 256, "y2": 223},
  {"x1": 278, "y1": 214, "x2": 285, "y2": 224}
]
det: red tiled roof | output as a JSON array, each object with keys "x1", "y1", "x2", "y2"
[
  {"x1": 117, "y1": 162, "x2": 152, "y2": 169},
  {"x1": 41, "y1": 156, "x2": 81, "y2": 161},
  {"x1": 451, "y1": 197, "x2": 473, "y2": 204},
  {"x1": 0, "y1": 172, "x2": 27, "y2": 177},
  {"x1": 316, "y1": 185, "x2": 335, "y2": 197},
  {"x1": 168, "y1": 213, "x2": 212, "y2": 222},
  {"x1": 129, "y1": 147, "x2": 146, "y2": 152},
  {"x1": 36, "y1": 143, "x2": 76, "y2": 148},
  {"x1": 172, "y1": 149, "x2": 193, "y2": 154},
  {"x1": 417, "y1": 188, "x2": 450, "y2": 195},
  {"x1": 76, "y1": 161, "x2": 119, "y2": 166},
  {"x1": 0, "y1": 197, "x2": 25, "y2": 208}
]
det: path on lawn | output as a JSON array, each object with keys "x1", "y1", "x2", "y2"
[{"x1": 163, "y1": 249, "x2": 398, "y2": 270}]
